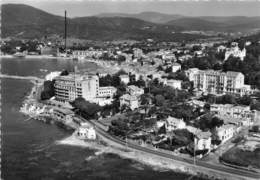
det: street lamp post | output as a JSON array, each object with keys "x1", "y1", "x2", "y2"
[{"x1": 193, "y1": 137, "x2": 196, "y2": 165}]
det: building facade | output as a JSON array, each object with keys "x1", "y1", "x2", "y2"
[
  {"x1": 126, "y1": 85, "x2": 144, "y2": 97},
  {"x1": 195, "y1": 131, "x2": 212, "y2": 151},
  {"x1": 185, "y1": 68, "x2": 251, "y2": 96},
  {"x1": 166, "y1": 116, "x2": 186, "y2": 131},
  {"x1": 214, "y1": 124, "x2": 235, "y2": 143},
  {"x1": 54, "y1": 74, "x2": 99, "y2": 102},
  {"x1": 119, "y1": 94, "x2": 139, "y2": 110},
  {"x1": 77, "y1": 122, "x2": 96, "y2": 140}
]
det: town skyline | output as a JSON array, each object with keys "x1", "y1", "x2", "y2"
[{"x1": 3, "y1": 0, "x2": 260, "y2": 17}]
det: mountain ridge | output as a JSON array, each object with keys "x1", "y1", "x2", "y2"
[{"x1": 2, "y1": 4, "x2": 207, "y2": 41}]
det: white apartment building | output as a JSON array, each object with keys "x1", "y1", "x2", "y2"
[
  {"x1": 214, "y1": 124, "x2": 235, "y2": 143},
  {"x1": 166, "y1": 116, "x2": 186, "y2": 131},
  {"x1": 185, "y1": 68, "x2": 252, "y2": 96},
  {"x1": 98, "y1": 86, "x2": 117, "y2": 98},
  {"x1": 211, "y1": 104, "x2": 252, "y2": 119},
  {"x1": 54, "y1": 74, "x2": 99, "y2": 103},
  {"x1": 72, "y1": 50, "x2": 103, "y2": 60}
]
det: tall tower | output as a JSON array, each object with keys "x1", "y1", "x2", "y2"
[{"x1": 64, "y1": 10, "x2": 67, "y2": 52}]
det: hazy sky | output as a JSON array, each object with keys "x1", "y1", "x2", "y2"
[{"x1": 3, "y1": 0, "x2": 260, "y2": 17}]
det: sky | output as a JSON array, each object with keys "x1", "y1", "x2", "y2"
[{"x1": 3, "y1": 0, "x2": 260, "y2": 17}]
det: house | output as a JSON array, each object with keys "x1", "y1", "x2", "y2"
[
  {"x1": 119, "y1": 75, "x2": 130, "y2": 84},
  {"x1": 53, "y1": 107, "x2": 74, "y2": 123},
  {"x1": 98, "y1": 86, "x2": 117, "y2": 98},
  {"x1": 224, "y1": 42, "x2": 246, "y2": 61},
  {"x1": 166, "y1": 79, "x2": 182, "y2": 90},
  {"x1": 195, "y1": 131, "x2": 212, "y2": 151},
  {"x1": 216, "y1": 114, "x2": 253, "y2": 128},
  {"x1": 211, "y1": 104, "x2": 252, "y2": 119},
  {"x1": 77, "y1": 122, "x2": 96, "y2": 140},
  {"x1": 119, "y1": 94, "x2": 139, "y2": 110},
  {"x1": 166, "y1": 116, "x2": 186, "y2": 131},
  {"x1": 156, "y1": 120, "x2": 166, "y2": 129},
  {"x1": 214, "y1": 124, "x2": 235, "y2": 143},
  {"x1": 171, "y1": 63, "x2": 181, "y2": 73},
  {"x1": 126, "y1": 85, "x2": 144, "y2": 97}
]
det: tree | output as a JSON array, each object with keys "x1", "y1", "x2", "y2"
[
  {"x1": 60, "y1": 70, "x2": 69, "y2": 76},
  {"x1": 155, "y1": 94, "x2": 165, "y2": 106},
  {"x1": 196, "y1": 114, "x2": 223, "y2": 131},
  {"x1": 71, "y1": 97, "x2": 101, "y2": 119},
  {"x1": 40, "y1": 80, "x2": 55, "y2": 100}
]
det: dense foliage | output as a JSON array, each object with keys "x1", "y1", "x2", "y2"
[{"x1": 40, "y1": 80, "x2": 55, "y2": 100}]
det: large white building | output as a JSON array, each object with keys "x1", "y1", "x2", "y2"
[
  {"x1": 214, "y1": 124, "x2": 235, "y2": 143},
  {"x1": 54, "y1": 74, "x2": 99, "y2": 102},
  {"x1": 211, "y1": 104, "x2": 252, "y2": 119},
  {"x1": 165, "y1": 116, "x2": 186, "y2": 131},
  {"x1": 72, "y1": 50, "x2": 103, "y2": 60},
  {"x1": 54, "y1": 74, "x2": 116, "y2": 104},
  {"x1": 185, "y1": 68, "x2": 252, "y2": 96}
]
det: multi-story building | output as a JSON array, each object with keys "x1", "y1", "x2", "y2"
[
  {"x1": 211, "y1": 103, "x2": 252, "y2": 119},
  {"x1": 126, "y1": 85, "x2": 144, "y2": 97},
  {"x1": 98, "y1": 86, "x2": 117, "y2": 98},
  {"x1": 185, "y1": 68, "x2": 251, "y2": 96},
  {"x1": 165, "y1": 116, "x2": 186, "y2": 131},
  {"x1": 214, "y1": 124, "x2": 235, "y2": 143},
  {"x1": 72, "y1": 50, "x2": 103, "y2": 60},
  {"x1": 54, "y1": 74, "x2": 99, "y2": 102},
  {"x1": 119, "y1": 94, "x2": 139, "y2": 110}
]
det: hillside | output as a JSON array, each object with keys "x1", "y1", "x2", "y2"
[
  {"x1": 166, "y1": 17, "x2": 225, "y2": 31},
  {"x1": 166, "y1": 17, "x2": 260, "y2": 32},
  {"x1": 2, "y1": 4, "x2": 208, "y2": 41},
  {"x1": 96, "y1": 12, "x2": 183, "y2": 24},
  {"x1": 97, "y1": 11, "x2": 260, "y2": 32}
]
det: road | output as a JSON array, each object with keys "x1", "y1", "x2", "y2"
[{"x1": 84, "y1": 118, "x2": 260, "y2": 180}]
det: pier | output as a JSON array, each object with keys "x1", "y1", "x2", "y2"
[{"x1": 0, "y1": 74, "x2": 44, "y2": 83}]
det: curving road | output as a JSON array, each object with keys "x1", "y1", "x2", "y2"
[{"x1": 85, "y1": 118, "x2": 260, "y2": 180}]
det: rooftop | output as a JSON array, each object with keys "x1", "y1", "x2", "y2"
[
  {"x1": 53, "y1": 107, "x2": 74, "y2": 115},
  {"x1": 196, "y1": 131, "x2": 212, "y2": 139}
]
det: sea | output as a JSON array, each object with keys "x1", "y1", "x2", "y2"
[{"x1": 1, "y1": 57, "x2": 204, "y2": 180}]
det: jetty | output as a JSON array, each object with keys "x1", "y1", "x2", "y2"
[{"x1": 0, "y1": 74, "x2": 44, "y2": 83}]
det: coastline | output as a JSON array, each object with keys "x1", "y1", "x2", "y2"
[
  {"x1": 0, "y1": 54, "x2": 71, "y2": 60},
  {"x1": 56, "y1": 134, "x2": 195, "y2": 175}
]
